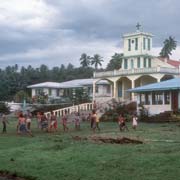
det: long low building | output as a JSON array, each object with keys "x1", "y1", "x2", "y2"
[
  {"x1": 27, "y1": 78, "x2": 111, "y2": 102},
  {"x1": 128, "y1": 78, "x2": 180, "y2": 115}
]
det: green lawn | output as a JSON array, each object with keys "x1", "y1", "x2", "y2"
[{"x1": 0, "y1": 119, "x2": 180, "y2": 180}]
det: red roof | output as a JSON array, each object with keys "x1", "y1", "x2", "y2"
[{"x1": 158, "y1": 57, "x2": 180, "y2": 68}]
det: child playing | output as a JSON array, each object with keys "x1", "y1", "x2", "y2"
[
  {"x1": 40, "y1": 112, "x2": 48, "y2": 132},
  {"x1": 26, "y1": 110, "x2": 32, "y2": 131},
  {"x1": 1, "y1": 113, "x2": 8, "y2": 133},
  {"x1": 118, "y1": 114, "x2": 129, "y2": 132},
  {"x1": 17, "y1": 113, "x2": 33, "y2": 136},
  {"x1": 74, "y1": 112, "x2": 81, "y2": 130},
  {"x1": 49, "y1": 111, "x2": 58, "y2": 132},
  {"x1": 132, "y1": 114, "x2": 138, "y2": 130},
  {"x1": 92, "y1": 110, "x2": 100, "y2": 133},
  {"x1": 62, "y1": 111, "x2": 68, "y2": 132}
]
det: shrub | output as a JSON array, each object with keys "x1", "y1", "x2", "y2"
[
  {"x1": 0, "y1": 102, "x2": 10, "y2": 114},
  {"x1": 100, "y1": 101, "x2": 137, "y2": 122}
]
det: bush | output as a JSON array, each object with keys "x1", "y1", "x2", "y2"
[
  {"x1": 100, "y1": 101, "x2": 137, "y2": 122},
  {"x1": 0, "y1": 102, "x2": 10, "y2": 114}
]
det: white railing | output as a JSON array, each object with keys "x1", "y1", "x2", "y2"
[
  {"x1": 45, "y1": 102, "x2": 93, "y2": 117},
  {"x1": 94, "y1": 67, "x2": 179, "y2": 78}
]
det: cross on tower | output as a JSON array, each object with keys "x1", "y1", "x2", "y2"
[{"x1": 136, "y1": 23, "x2": 141, "y2": 31}]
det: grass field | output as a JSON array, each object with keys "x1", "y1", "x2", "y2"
[{"x1": 0, "y1": 119, "x2": 180, "y2": 180}]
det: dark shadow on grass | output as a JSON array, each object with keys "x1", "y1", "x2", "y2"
[{"x1": 0, "y1": 170, "x2": 36, "y2": 180}]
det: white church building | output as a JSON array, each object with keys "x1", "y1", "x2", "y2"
[
  {"x1": 93, "y1": 25, "x2": 180, "y2": 102},
  {"x1": 27, "y1": 25, "x2": 180, "y2": 105}
]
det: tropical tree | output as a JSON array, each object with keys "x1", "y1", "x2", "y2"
[
  {"x1": 159, "y1": 36, "x2": 177, "y2": 59},
  {"x1": 106, "y1": 53, "x2": 123, "y2": 70},
  {"x1": 79, "y1": 53, "x2": 91, "y2": 68},
  {"x1": 91, "y1": 54, "x2": 104, "y2": 69},
  {"x1": 14, "y1": 90, "x2": 30, "y2": 103}
]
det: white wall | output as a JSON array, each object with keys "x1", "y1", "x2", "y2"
[
  {"x1": 143, "y1": 104, "x2": 171, "y2": 115},
  {"x1": 123, "y1": 33, "x2": 152, "y2": 56}
]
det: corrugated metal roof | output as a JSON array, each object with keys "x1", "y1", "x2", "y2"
[
  {"x1": 27, "y1": 79, "x2": 109, "y2": 89},
  {"x1": 128, "y1": 78, "x2": 180, "y2": 92}
]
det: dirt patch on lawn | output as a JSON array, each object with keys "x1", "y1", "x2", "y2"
[
  {"x1": 0, "y1": 171, "x2": 36, "y2": 180},
  {"x1": 72, "y1": 136, "x2": 143, "y2": 144}
]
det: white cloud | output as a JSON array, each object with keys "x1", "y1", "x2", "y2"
[{"x1": 0, "y1": 0, "x2": 58, "y2": 29}]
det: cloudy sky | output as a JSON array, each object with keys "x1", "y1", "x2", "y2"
[{"x1": 0, "y1": 0, "x2": 180, "y2": 69}]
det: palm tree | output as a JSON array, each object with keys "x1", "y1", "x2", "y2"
[
  {"x1": 159, "y1": 36, "x2": 177, "y2": 59},
  {"x1": 79, "y1": 53, "x2": 91, "y2": 68},
  {"x1": 106, "y1": 53, "x2": 123, "y2": 70},
  {"x1": 91, "y1": 54, "x2": 104, "y2": 69}
]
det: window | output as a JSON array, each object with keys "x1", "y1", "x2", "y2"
[
  {"x1": 131, "y1": 59, "x2": 134, "y2": 69},
  {"x1": 148, "y1": 58, "x2": 151, "y2": 67},
  {"x1": 95, "y1": 86, "x2": 99, "y2": 93},
  {"x1": 124, "y1": 59, "x2": 128, "y2": 69},
  {"x1": 140, "y1": 94, "x2": 145, "y2": 105},
  {"x1": 143, "y1": 37, "x2": 146, "y2": 50},
  {"x1": 164, "y1": 92, "x2": 170, "y2": 104},
  {"x1": 106, "y1": 85, "x2": 111, "y2": 94},
  {"x1": 145, "y1": 93, "x2": 151, "y2": 105},
  {"x1": 137, "y1": 57, "x2": 141, "y2": 68},
  {"x1": 152, "y1": 92, "x2": 163, "y2": 105},
  {"x1": 59, "y1": 89, "x2": 64, "y2": 96},
  {"x1": 128, "y1": 39, "x2": 131, "y2": 51},
  {"x1": 118, "y1": 82, "x2": 122, "y2": 97},
  {"x1": 143, "y1": 58, "x2": 147, "y2": 68},
  {"x1": 35, "y1": 88, "x2": 43, "y2": 95},
  {"x1": 48, "y1": 89, "x2": 52, "y2": 96},
  {"x1": 148, "y1": 38, "x2": 151, "y2": 50},
  {"x1": 135, "y1": 38, "x2": 138, "y2": 50},
  {"x1": 140, "y1": 93, "x2": 151, "y2": 105}
]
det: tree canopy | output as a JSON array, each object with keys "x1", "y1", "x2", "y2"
[
  {"x1": 79, "y1": 53, "x2": 91, "y2": 68},
  {"x1": 91, "y1": 54, "x2": 104, "y2": 69},
  {"x1": 159, "y1": 36, "x2": 177, "y2": 59},
  {"x1": 106, "y1": 53, "x2": 123, "y2": 70}
]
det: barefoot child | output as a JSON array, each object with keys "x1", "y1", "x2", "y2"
[
  {"x1": 1, "y1": 113, "x2": 8, "y2": 133},
  {"x1": 118, "y1": 114, "x2": 129, "y2": 132},
  {"x1": 132, "y1": 114, "x2": 138, "y2": 130},
  {"x1": 49, "y1": 111, "x2": 58, "y2": 132},
  {"x1": 62, "y1": 111, "x2": 68, "y2": 132},
  {"x1": 74, "y1": 112, "x2": 81, "y2": 130}
]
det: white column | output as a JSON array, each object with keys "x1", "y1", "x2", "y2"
[
  {"x1": 111, "y1": 84, "x2": 113, "y2": 97},
  {"x1": 131, "y1": 80, "x2": 135, "y2": 101},
  {"x1": 93, "y1": 81, "x2": 96, "y2": 101},
  {"x1": 113, "y1": 80, "x2": 117, "y2": 98},
  {"x1": 162, "y1": 92, "x2": 165, "y2": 105}
]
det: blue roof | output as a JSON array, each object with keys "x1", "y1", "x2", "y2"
[{"x1": 128, "y1": 78, "x2": 180, "y2": 93}]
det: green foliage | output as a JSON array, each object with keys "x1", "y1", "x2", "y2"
[
  {"x1": 159, "y1": 36, "x2": 177, "y2": 59},
  {"x1": 71, "y1": 88, "x2": 91, "y2": 105},
  {"x1": 79, "y1": 53, "x2": 91, "y2": 68},
  {"x1": 91, "y1": 54, "x2": 104, "y2": 69},
  {"x1": 14, "y1": 90, "x2": 31, "y2": 103},
  {"x1": 0, "y1": 102, "x2": 10, "y2": 113},
  {"x1": 106, "y1": 53, "x2": 123, "y2": 70},
  {"x1": 101, "y1": 100, "x2": 137, "y2": 122},
  {"x1": 138, "y1": 104, "x2": 149, "y2": 121}
]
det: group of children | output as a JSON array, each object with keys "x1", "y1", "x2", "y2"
[{"x1": 1, "y1": 109, "x2": 138, "y2": 135}]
